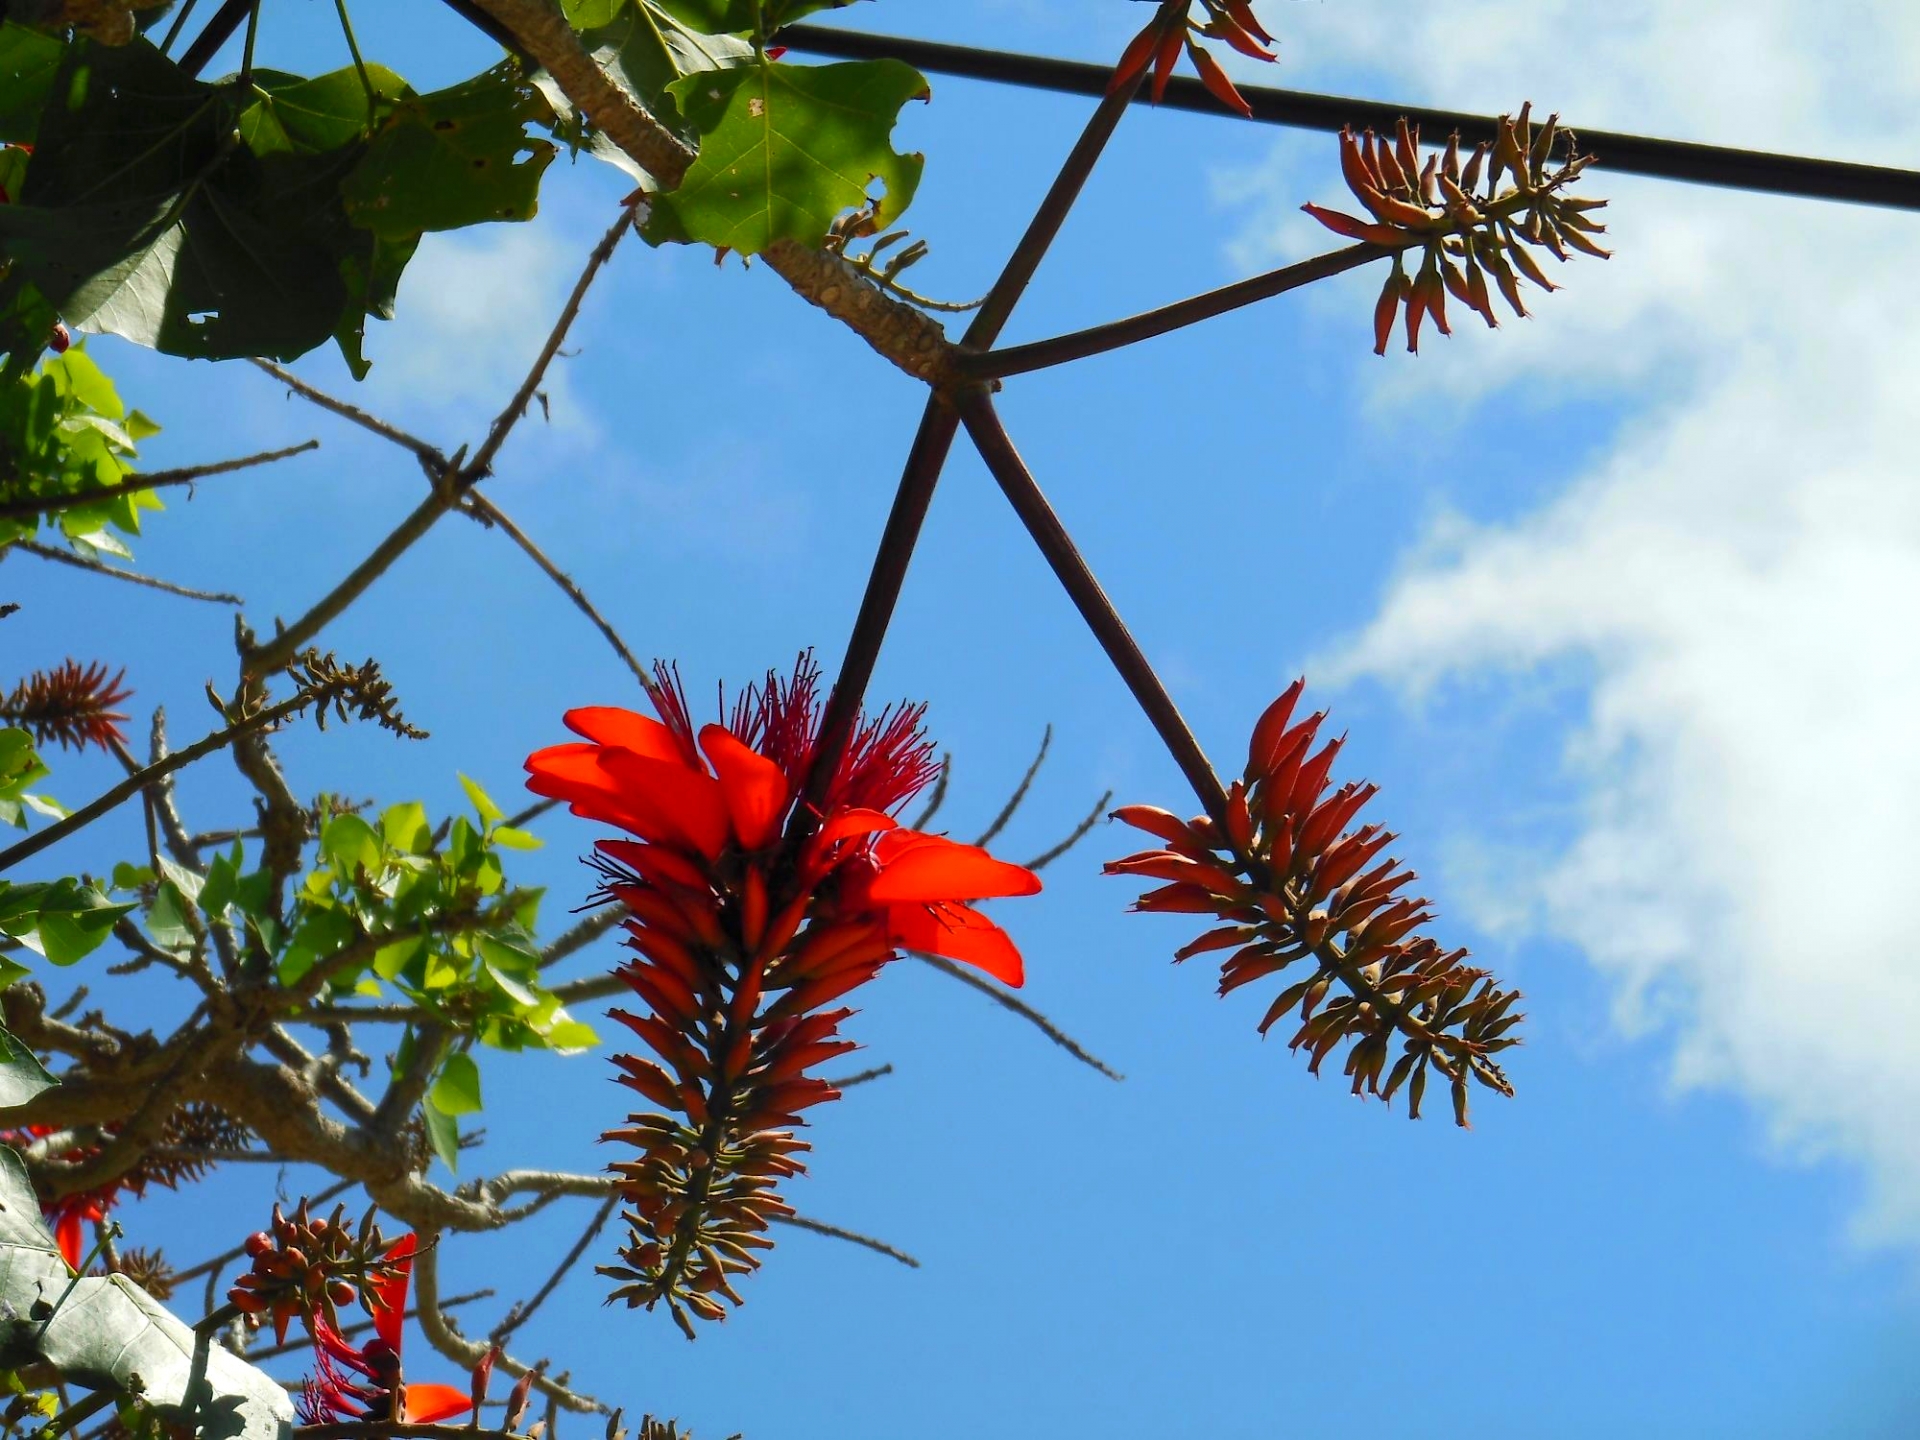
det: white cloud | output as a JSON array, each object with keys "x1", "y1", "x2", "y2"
[
  {"x1": 1233, "y1": 2, "x2": 1920, "y2": 1240},
  {"x1": 354, "y1": 221, "x2": 599, "y2": 444}
]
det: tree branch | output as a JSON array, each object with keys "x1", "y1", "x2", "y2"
[
  {"x1": 912, "y1": 951, "x2": 1121, "y2": 1081},
  {"x1": 9, "y1": 542, "x2": 243, "y2": 605},
  {"x1": 0, "y1": 441, "x2": 318, "y2": 523}
]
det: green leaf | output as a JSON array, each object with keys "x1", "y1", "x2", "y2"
[
  {"x1": 238, "y1": 64, "x2": 411, "y2": 155},
  {"x1": 645, "y1": 58, "x2": 927, "y2": 254},
  {"x1": 0, "y1": 729, "x2": 48, "y2": 830},
  {"x1": 381, "y1": 800, "x2": 432, "y2": 855},
  {"x1": 459, "y1": 772, "x2": 504, "y2": 827},
  {"x1": 0, "y1": 1146, "x2": 293, "y2": 1437},
  {"x1": 431, "y1": 1051, "x2": 483, "y2": 1115},
  {"x1": 650, "y1": 0, "x2": 857, "y2": 33},
  {"x1": 0, "y1": 1024, "x2": 55, "y2": 1108},
  {"x1": 562, "y1": 0, "x2": 627, "y2": 24},
  {"x1": 421, "y1": 1094, "x2": 460, "y2": 1173},
  {"x1": 322, "y1": 812, "x2": 381, "y2": 871},
  {"x1": 142, "y1": 882, "x2": 193, "y2": 953},
  {"x1": 0, "y1": 877, "x2": 134, "y2": 964},
  {"x1": 0, "y1": 23, "x2": 65, "y2": 143},
  {"x1": 341, "y1": 63, "x2": 557, "y2": 240},
  {"x1": 490, "y1": 824, "x2": 542, "y2": 851}
]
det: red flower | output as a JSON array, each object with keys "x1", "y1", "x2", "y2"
[
  {"x1": 295, "y1": 1235, "x2": 469, "y2": 1427},
  {"x1": 525, "y1": 655, "x2": 1041, "y2": 1333}
]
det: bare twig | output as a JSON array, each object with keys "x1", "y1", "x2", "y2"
[
  {"x1": 489, "y1": 1195, "x2": 618, "y2": 1345},
  {"x1": 1022, "y1": 788, "x2": 1113, "y2": 873},
  {"x1": 908, "y1": 755, "x2": 950, "y2": 831},
  {"x1": 248, "y1": 358, "x2": 449, "y2": 472},
  {"x1": 540, "y1": 908, "x2": 626, "y2": 970},
  {"x1": 972, "y1": 727, "x2": 1050, "y2": 849},
  {"x1": 912, "y1": 952, "x2": 1121, "y2": 1082},
  {"x1": 11, "y1": 542, "x2": 244, "y2": 605},
  {"x1": 823, "y1": 1062, "x2": 893, "y2": 1089},
  {"x1": 0, "y1": 691, "x2": 324, "y2": 872},
  {"x1": 465, "y1": 491, "x2": 651, "y2": 693},
  {"x1": 0, "y1": 441, "x2": 319, "y2": 523},
  {"x1": 771, "y1": 1214, "x2": 919, "y2": 1269}
]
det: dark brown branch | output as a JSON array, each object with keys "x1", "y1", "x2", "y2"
[
  {"x1": 956, "y1": 391, "x2": 1228, "y2": 837},
  {"x1": 176, "y1": 0, "x2": 251, "y2": 76},
  {"x1": 781, "y1": 24, "x2": 1920, "y2": 213},
  {"x1": 965, "y1": 243, "x2": 1388, "y2": 380},
  {"x1": 0, "y1": 441, "x2": 318, "y2": 523},
  {"x1": 912, "y1": 951, "x2": 1121, "y2": 1082},
  {"x1": 793, "y1": 399, "x2": 962, "y2": 831},
  {"x1": 961, "y1": 5, "x2": 1166, "y2": 350},
  {"x1": 11, "y1": 542, "x2": 243, "y2": 605},
  {"x1": 540, "y1": 907, "x2": 626, "y2": 971}
]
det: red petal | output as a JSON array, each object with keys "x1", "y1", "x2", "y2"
[
  {"x1": 404, "y1": 1384, "x2": 473, "y2": 1424},
  {"x1": 372, "y1": 1235, "x2": 416, "y2": 1353},
  {"x1": 699, "y1": 724, "x2": 791, "y2": 850},
  {"x1": 816, "y1": 808, "x2": 898, "y2": 846},
  {"x1": 598, "y1": 749, "x2": 730, "y2": 859},
  {"x1": 864, "y1": 832, "x2": 1042, "y2": 904},
  {"x1": 563, "y1": 708, "x2": 690, "y2": 766},
  {"x1": 54, "y1": 1210, "x2": 82, "y2": 1270},
  {"x1": 889, "y1": 902, "x2": 1025, "y2": 987},
  {"x1": 525, "y1": 744, "x2": 678, "y2": 843}
]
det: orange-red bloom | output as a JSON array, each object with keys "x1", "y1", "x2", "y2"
[
  {"x1": 526, "y1": 655, "x2": 1041, "y2": 1332},
  {"x1": 295, "y1": 1235, "x2": 470, "y2": 1427}
]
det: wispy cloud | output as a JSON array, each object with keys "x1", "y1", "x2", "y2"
[{"x1": 1221, "y1": 2, "x2": 1920, "y2": 1240}]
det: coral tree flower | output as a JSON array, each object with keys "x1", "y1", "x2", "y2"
[
  {"x1": 524, "y1": 655, "x2": 1040, "y2": 1335},
  {"x1": 296, "y1": 1235, "x2": 470, "y2": 1426},
  {"x1": 1106, "y1": 680, "x2": 1522, "y2": 1126}
]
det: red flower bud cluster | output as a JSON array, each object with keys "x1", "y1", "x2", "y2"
[
  {"x1": 1, "y1": 660, "x2": 131, "y2": 753},
  {"x1": 228, "y1": 1199, "x2": 405, "y2": 1344},
  {"x1": 527, "y1": 655, "x2": 1041, "y2": 1336},
  {"x1": 1109, "y1": 1, "x2": 1276, "y2": 117},
  {"x1": 1107, "y1": 681, "x2": 1522, "y2": 1126},
  {"x1": 1304, "y1": 107, "x2": 1609, "y2": 354}
]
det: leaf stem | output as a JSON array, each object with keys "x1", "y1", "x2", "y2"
[{"x1": 333, "y1": 0, "x2": 378, "y2": 116}]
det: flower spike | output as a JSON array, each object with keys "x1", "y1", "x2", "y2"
[
  {"x1": 1109, "y1": 1, "x2": 1277, "y2": 116},
  {"x1": 1305, "y1": 111, "x2": 1608, "y2": 354},
  {"x1": 1107, "y1": 681, "x2": 1523, "y2": 1126},
  {"x1": 527, "y1": 652, "x2": 1041, "y2": 1334}
]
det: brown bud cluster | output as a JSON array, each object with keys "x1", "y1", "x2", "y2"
[
  {"x1": 1304, "y1": 106, "x2": 1609, "y2": 354},
  {"x1": 1107, "y1": 681, "x2": 1523, "y2": 1126},
  {"x1": 0, "y1": 660, "x2": 131, "y2": 753},
  {"x1": 228, "y1": 1200, "x2": 403, "y2": 1343}
]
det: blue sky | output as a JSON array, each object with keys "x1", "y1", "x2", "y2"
[{"x1": 8, "y1": 2, "x2": 1920, "y2": 1436}]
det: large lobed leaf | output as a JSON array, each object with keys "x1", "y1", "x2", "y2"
[
  {"x1": 644, "y1": 57, "x2": 928, "y2": 254},
  {"x1": 0, "y1": 1146, "x2": 293, "y2": 1439}
]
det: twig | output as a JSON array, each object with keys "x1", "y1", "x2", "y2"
[
  {"x1": 0, "y1": 441, "x2": 318, "y2": 523},
  {"x1": 503, "y1": 798, "x2": 559, "y2": 830},
  {"x1": 12, "y1": 542, "x2": 244, "y2": 605},
  {"x1": 489, "y1": 1196, "x2": 617, "y2": 1345},
  {"x1": 965, "y1": 243, "x2": 1388, "y2": 379},
  {"x1": 823, "y1": 1062, "x2": 892, "y2": 1089},
  {"x1": 466, "y1": 206, "x2": 635, "y2": 481},
  {"x1": 971, "y1": 727, "x2": 1050, "y2": 849},
  {"x1": 248, "y1": 359, "x2": 449, "y2": 472},
  {"x1": 413, "y1": 1232, "x2": 609, "y2": 1415},
  {"x1": 0, "y1": 691, "x2": 323, "y2": 872},
  {"x1": 1021, "y1": 788, "x2": 1112, "y2": 873},
  {"x1": 912, "y1": 951, "x2": 1122, "y2": 1081},
  {"x1": 540, "y1": 908, "x2": 626, "y2": 970},
  {"x1": 465, "y1": 490, "x2": 651, "y2": 693},
  {"x1": 908, "y1": 754, "x2": 950, "y2": 831},
  {"x1": 771, "y1": 1214, "x2": 918, "y2": 1269}
]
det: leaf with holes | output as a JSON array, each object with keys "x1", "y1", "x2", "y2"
[
  {"x1": 644, "y1": 58, "x2": 928, "y2": 254},
  {"x1": 342, "y1": 62, "x2": 557, "y2": 240}
]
